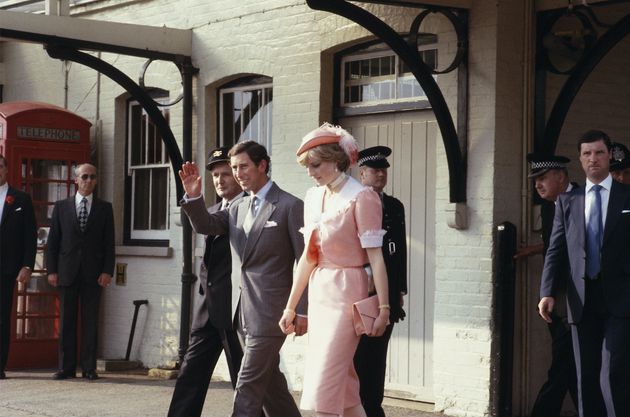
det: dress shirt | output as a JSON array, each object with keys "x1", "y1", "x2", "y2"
[
  {"x1": 585, "y1": 174, "x2": 612, "y2": 228},
  {"x1": 0, "y1": 182, "x2": 8, "y2": 221},
  {"x1": 249, "y1": 179, "x2": 273, "y2": 215},
  {"x1": 75, "y1": 193, "x2": 93, "y2": 216},
  {"x1": 221, "y1": 192, "x2": 245, "y2": 211}
]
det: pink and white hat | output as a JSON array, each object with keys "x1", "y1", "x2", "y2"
[{"x1": 296, "y1": 122, "x2": 359, "y2": 166}]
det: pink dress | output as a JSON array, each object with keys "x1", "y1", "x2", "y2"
[{"x1": 299, "y1": 177, "x2": 385, "y2": 415}]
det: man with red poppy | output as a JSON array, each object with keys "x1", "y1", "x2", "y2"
[{"x1": 0, "y1": 154, "x2": 37, "y2": 380}]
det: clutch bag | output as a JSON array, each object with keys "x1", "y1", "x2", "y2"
[{"x1": 352, "y1": 295, "x2": 380, "y2": 336}]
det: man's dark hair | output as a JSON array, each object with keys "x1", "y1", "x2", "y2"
[
  {"x1": 0, "y1": 154, "x2": 7, "y2": 166},
  {"x1": 577, "y1": 130, "x2": 612, "y2": 152},
  {"x1": 229, "y1": 141, "x2": 271, "y2": 174}
]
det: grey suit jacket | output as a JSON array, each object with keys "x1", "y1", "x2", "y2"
[
  {"x1": 183, "y1": 181, "x2": 306, "y2": 337},
  {"x1": 541, "y1": 180, "x2": 630, "y2": 323}
]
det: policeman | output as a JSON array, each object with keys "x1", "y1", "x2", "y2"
[
  {"x1": 609, "y1": 142, "x2": 630, "y2": 185},
  {"x1": 353, "y1": 146, "x2": 407, "y2": 417}
]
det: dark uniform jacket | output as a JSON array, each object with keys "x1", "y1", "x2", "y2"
[
  {"x1": 192, "y1": 198, "x2": 240, "y2": 331},
  {"x1": 382, "y1": 193, "x2": 407, "y2": 323}
]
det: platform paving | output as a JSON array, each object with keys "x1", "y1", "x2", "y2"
[{"x1": 0, "y1": 369, "x2": 438, "y2": 417}]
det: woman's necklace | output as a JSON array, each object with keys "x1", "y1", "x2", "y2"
[
  {"x1": 327, "y1": 172, "x2": 347, "y2": 192},
  {"x1": 323, "y1": 172, "x2": 347, "y2": 212}
]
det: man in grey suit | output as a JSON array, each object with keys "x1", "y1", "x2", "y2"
[
  {"x1": 168, "y1": 147, "x2": 245, "y2": 417},
  {"x1": 179, "y1": 141, "x2": 306, "y2": 417},
  {"x1": 539, "y1": 130, "x2": 630, "y2": 416},
  {"x1": 46, "y1": 163, "x2": 115, "y2": 381}
]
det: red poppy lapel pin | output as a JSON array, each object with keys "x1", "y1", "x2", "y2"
[{"x1": 5, "y1": 195, "x2": 14, "y2": 205}]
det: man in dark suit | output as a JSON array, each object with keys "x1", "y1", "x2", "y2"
[
  {"x1": 353, "y1": 146, "x2": 407, "y2": 417},
  {"x1": 46, "y1": 163, "x2": 115, "y2": 381},
  {"x1": 539, "y1": 130, "x2": 630, "y2": 416},
  {"x1": 0, "y1": 155, "x2": 37, "y2": 380},
  {"x1": 519, "y1": 154, "x2": 578, "y2": 417},
  {"x1": 179, "y1": 141, "x2": 306, "y2": 417},
  {"x1": 168, "y1": 147, "x2": 245, "y2": 417}
]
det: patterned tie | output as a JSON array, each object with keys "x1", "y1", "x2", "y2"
[
  {"x1": 78, "y1": 197, "x2": 88, "y2": 232},
  {"x1": 586, "y1": 184, "x2": 603, "y2": 279}
]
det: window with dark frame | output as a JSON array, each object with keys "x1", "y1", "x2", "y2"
[
  {"x1": 219, "y1": 76, "x2": 273, "y2": 152},
  {"x1": 340, "y1": 42, "x2": 438, "y2": 108},
  {"x1": 125, "y1": 98, "x2": 170, "y2": 245}
]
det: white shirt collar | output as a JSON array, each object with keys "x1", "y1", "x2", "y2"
[
  {"x1": 75, "y1": 192, "x2": 93, "y2": 206},
  {"x1": 0, "y1": 183, "x2": 8, "y2": 195},
  {"x1": 586, "y1": 174, "x2": 613, "y2": 193},
  {"x1": 250, "y1": 179, "x2": 272, "y2": 201}
]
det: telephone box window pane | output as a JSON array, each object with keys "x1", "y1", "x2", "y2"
[
  {"x1": 22, "y1": 318, "x2": 56, "y2": 339},
  {"x1": 151, "y1": 168, "x2": 168, "y2": 230},
  {"x1": 133, "y1": 170, "x2": 150, "y2": 230}
]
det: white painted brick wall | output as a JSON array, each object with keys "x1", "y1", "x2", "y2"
[{"x1": 0, "y1": 2, "x2": 523, "y2": 416}]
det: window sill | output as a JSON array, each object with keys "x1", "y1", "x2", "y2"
[{"x1": 115, "y1": 246, "x2": 172, "y2": 257}]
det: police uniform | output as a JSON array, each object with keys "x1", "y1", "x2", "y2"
[
  {"x1": 353, "y1": 146, "x2": 407, "y2": 417},
  {"x1": 527, "y1": 153, "x2": 578, "y2": 417}
]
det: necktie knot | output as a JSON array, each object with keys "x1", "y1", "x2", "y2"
[{"x1": 592, "y1": 184, "x2": 602, "y2": 193}]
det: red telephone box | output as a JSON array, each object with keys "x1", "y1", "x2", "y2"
[{"x1": 0, "y1": 101, "x2": 91, "y2": 369}]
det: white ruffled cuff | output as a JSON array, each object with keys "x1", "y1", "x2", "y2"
[{"x1": 359, "y1": 229, "x2": 386, "y2": 248}]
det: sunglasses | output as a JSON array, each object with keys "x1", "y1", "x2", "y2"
[{"x1": 79, "y1": 174, "x2": 97, "y2": 180}]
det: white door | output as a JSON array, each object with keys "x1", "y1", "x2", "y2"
[{"x1": 341, "y1": 111, "x2": 436, "y2": 402}]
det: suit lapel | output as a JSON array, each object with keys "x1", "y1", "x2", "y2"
[
  {"x1": 604, "y1": 181, "x2": 627, "y2": 245},
  {"x1": 234, "y1": 197, "x2": 249, "y2": 255},
  {"x1": 569, "y1": 188, "x2": 586, "y2": 257},
  {"x1": 241, "y1": 183, "x2": 278, "y2": 264},
  {"x1": 1, "y1": 187, "x2": 16, "y2": 227}
]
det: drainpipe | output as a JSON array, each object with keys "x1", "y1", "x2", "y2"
[{"x1": 178, "y1": 57, "x2": 197, "y2": 365}]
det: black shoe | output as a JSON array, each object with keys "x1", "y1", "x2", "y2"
[
  {"x1": 82, "y1": 370, "x2": 99, "y2": 380},
  {"x1": 0, "y1": 370, "x2": 6, "y2": 379},
  {"x1": 52, "y1": 370, "x2": 76, "y2": 380}
]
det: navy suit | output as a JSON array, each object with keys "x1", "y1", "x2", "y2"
[
  {"x1": 541, "y1": 180, "x2": 630, "y2": 416},
  {"x1": 168, "y1": 198, "x2": 245, "y2": 417},
  {"x1": 0, "y1": 187, "x2": 37, "y2": 373},
  {"x1": 46, "y1": 195, "x2": 115, "y2": 374},
  {"x1": 354, "y1": 193, "x2": 407, "y2": 417}
]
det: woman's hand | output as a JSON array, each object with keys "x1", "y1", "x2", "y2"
[
  {"x1": 278, "y1": 309, "x2": 297, "y2": 335},
  {"x1": 369, "y1": 309, "x2": 390, "y2": 337}
]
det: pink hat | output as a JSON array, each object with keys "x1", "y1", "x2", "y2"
[{"x1": 296, "y1": 122, "x2": 359, "y2": 165}]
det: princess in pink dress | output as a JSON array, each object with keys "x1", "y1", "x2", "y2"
[{"x1": 279, "y1": 123, "x2": 390, "y2": 417}]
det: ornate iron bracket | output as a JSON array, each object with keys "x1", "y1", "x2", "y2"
[
  {"x1": 536, "y1": 6, "x2": 630, "y2": 154},
  {"x1": 45, "y1": 44, "x2": 188, "y2": 199},
  {"x1": 306, "y1": 0, "x2": 469, "y2": 203}
]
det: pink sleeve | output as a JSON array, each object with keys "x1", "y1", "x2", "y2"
[{"x1": 355, "y1": 188, "x2": 385, "y2": 248}]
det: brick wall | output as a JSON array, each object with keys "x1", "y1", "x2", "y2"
[{"x1": 0, "y1": 2, "x2": 525, "y2": 416}]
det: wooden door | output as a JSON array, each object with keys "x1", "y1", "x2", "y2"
[{"x1": 341, "y1": 110, "x2": 437, "y2": 402}]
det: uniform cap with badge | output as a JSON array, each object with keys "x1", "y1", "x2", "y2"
[
  {"x1": 609, "y1": 142, "x2": 630, "y2": 172},
  {"x1": 206, "y1": 146, "x2": 231, "y2": 171},
  {"x1": 357, "y1": 146, "x2": 392, "y2": 169},
  {"x1": 526, "y1": 152, "x2": 570, "y2": 178}
]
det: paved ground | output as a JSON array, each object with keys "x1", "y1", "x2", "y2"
[{"x1": 0, "y1": 369, "x2": 438, "y2": 417}]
